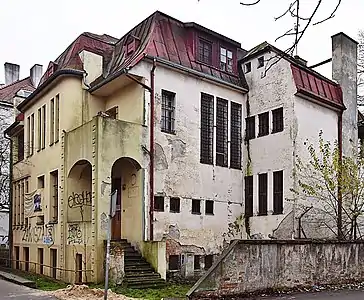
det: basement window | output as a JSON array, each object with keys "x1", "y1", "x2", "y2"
[
  {"x1": 258, "y1": 56, "x2": 264, "y2": 68},
  {"x1": 154, "y1": 196, "x2": 164, "y2": 212},
  {"x1": 170, "y1": 197, "x2": 180, "y2": 213},
  {"x1": 205, "y1": 255, "x2": 213, "y2": 269},
  {"x1": 192, "y1": 199, "x2": 201, "y2": 215},
  {"x1": 258, "y1": 112, "x2": 269, "y2": 137},
  {"x1": 205, "y1": 200, "x2": 214, "y2": 215},
  {"x1": 169, "y1": 255, "x2": 179, "y2": 271},
  {"x1": 194, "y1": 255, "x2": 201, "y2": 270}
]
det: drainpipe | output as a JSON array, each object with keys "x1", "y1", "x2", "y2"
[
  {"x1": 149, "y1": 59, "x2": 156, "y2": 241},
  {"x1": 4, "y1": 133, "x2": 13, "y2": 266},
  {"x1": 337, "y1": 110, "x2": 343, "y2": 240}
]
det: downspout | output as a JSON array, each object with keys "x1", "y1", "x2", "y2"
[
  {"x1": 4, "y1": 133, "x2": 13, "y2": 266},
  {"x1": 149, "y1": 59, "x2": 156, "y2": 241},
  {"x1": 337, "y1": 110, "x2": 343, "y2": 240}
]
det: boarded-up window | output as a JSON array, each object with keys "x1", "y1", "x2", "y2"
[
  {"x1": 273, "y1": 170, "x2": 284, "y2": 214},
  {"x1": 258, "y1": 112, "x2": 269, "y2": 137},
  {"x1": 245, "y1": 116, "x2": 255, "y2": 140},
  {"x1": 244, "y1": 176, "x2": 253, "y2": 217},
  {"x1": 230, "y1": 102, "x2": 242, "y2": 169},
  {"x1": 216, "y1": 98, "x2": 228, "y2": 167},
  {"x1": 258, "y1": 173, "x2": 268, "y2": 216},
  {"x1": 200, "y1": 93, "x2": 214, "y2": 164}
]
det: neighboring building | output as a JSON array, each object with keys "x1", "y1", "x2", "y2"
[
  {"x1": 0, "y1": 63, "x2": 42, "y2": 246},
  {"x1": 5, "y1": 11, "x2": 358, "y2": 284}
]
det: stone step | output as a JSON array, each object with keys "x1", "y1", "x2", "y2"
[
  {"x1": 124, "y1": 260, "x2": 150, "y2": 267},
  {"x1": 125, "y1": 272, "x2": 161, "y2": 279},
  {"x1": 124, "y1": 251, "x2": 142, "y2": 257},
  {"x1": 126, "y1": 281, "x2": 166, "y2": 289},
  {"x1": 125, "y1": 276, "x2": 164, "y2": 283},
  {"x1": 124, "y1": 256, "x2": 146, "y2": 262},
  {"x1": 124, "y1": 265, "x2": 154, "y2": 272}
]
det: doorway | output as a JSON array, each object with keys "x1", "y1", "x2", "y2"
[
  {"x1": 75, "y1": 253, "x2": 82, "y2": 284},
  {"x1": 111, "y1": 178, "x2": 122, "y2": 240}
]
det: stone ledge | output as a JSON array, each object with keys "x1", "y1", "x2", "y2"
[{"x1": 0, "y1": 270, "x2": 36, "y2": 288}]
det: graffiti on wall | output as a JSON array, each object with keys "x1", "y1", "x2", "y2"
[
  {"x1": 68, "y1": 191, "x2": 92, "y2": 208},
  {"x1": 67, "y1": 223, "x2": 83, "y2": 244},
  {"x1": 34, "y1": 194, "x2": 42, "y2": 212},
  {"x1": 22, "y1": 223, "x2": 55, "y2": 247},
  {"x1": 100, "y1": 213, "x2": 108, "y2": 231},
  {"x1": 43, "y1": 223, "x2": 54, "y2": 247}
]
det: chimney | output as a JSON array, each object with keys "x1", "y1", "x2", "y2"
[
  {"x1": 294, "y1": 55, "x2": 307, "y2": 66},
  {"x1": 4, "y1": 63, "x2": 20, "y2": 85},
  {"x1": 30, "y1": 64, "x2": 43, "y2": 87},
  {"x1": 332, "y1": 32, "x2": 358, "y2": 156}
]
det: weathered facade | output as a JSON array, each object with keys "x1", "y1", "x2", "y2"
[{"x1": 5, "y1": 10, "x2": 359, "y2": 285}]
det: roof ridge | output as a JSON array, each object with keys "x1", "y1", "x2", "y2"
[{"x1": 0, "y1": 76, "x2": 32, "y2": 91}]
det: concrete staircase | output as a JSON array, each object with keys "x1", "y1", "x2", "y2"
[{"x1": 117, "y1": 239, "x2": 166, "y2": 289}]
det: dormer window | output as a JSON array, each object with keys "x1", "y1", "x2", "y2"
[
  {"x1": 198, "y1": 39, "x2": 212, "y2": 65},
  {"x1": 220, "y1": 47, "x2": 233, "y2": 73}
]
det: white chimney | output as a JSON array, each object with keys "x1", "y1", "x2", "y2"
[
  {"x1": 332, "y1": 32, "x2": 358, "y2": 156},
  {"x1": 4, "y1": 63, "x2": 20, "y2": 85},
  {"x1": 30, "y1": 64, "x2": 43, "y2": 87}
]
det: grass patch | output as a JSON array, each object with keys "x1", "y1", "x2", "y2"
[
  {"x1": 22, "y1": 273, "x2": 67, "y2": 291},
  {"x1": 114, "y1": 284, "x2": 191, "y2": 300}
]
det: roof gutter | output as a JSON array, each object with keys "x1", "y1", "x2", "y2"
[
  {"x1": 144, "y1": 55, "x2": 248, "y2": 93},
  {"x1": 88, "y1": 68, "x2": 128, "y2": 93},
  {"x1": 17, "y1": 69, "x2": 84, "y2": 111}
]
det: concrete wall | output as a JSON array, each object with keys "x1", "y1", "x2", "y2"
[{"x1": 188, "y1": 240, "x2": 364, "y2": 299}]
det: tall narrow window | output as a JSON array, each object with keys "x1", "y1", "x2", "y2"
[
  {"x1": 50, "y1": 98, "x2": 54, "y2": 145},
  {"x1": 42, "y1": 105, "x2": 46, "y2": 149},
  {"x1": 37, "y1": 108, "x2": 41, "y2": 150},
  {"x1": 245, "y1": 116, "x2": 255, "y2": 140},
  {"x1": 17, "y1": 131, "x2": 24, "y2": 162},
  {"x1": 50, "y1": 249, "x2": 57, "y2": 279},
  {"x1": 21, "y1": 181, "x2": 24, "y2": 225},
  {"x1": 55, "y1": 94, "x2": 60, "y2": 142},
  {"x1": 230, "y1": 102, "x2": 242, "y2": 169},
  {"x1": 38, "y1": 248, "x2": 44, "y2": 275},
  {"x1": 198, "y1": 39, "x2": 212, "y2": 65},
  {"x1": 200, "y1": 93, "x2": 214, "y2": 165},
  {"x1": 17, "y1": 182, "x2": 20, "y2": 225},
  {"x1": 258, "y1": 173, "x2": 268, "y2": 216},
  {"x1": 24, "y1": 247, "x2": 29, "y2": 272},
  {"x1": 216, "y1": 98, "x2": 228, "y2": 167},
  {"x1": 161, "y1": 90, "x2": 175, "y2": 134},
  {"x1": 258, "y1": 112, "x2": 269, "y2": 137},
  {"x1": 50, "y1": 170, "x2": 58, "y2": 222},
  {"x1": 273, "y1": 171, "x2": 284, "y2": 214},
  {"x1": 244, "y1": 176, "x2": 253, "y2": 217},
  {"x1": 220, "y1": 47, "x2": 233, "y2": 73},
  {"x1": 27, "y1": 116, "x2": 30, "y2": 157},
  {"x1": 30, "y1": 114, "x2": 34, "y2": 155},
  {"x1": 272, "y1": 107, "x2": 284, "y2": 133}
]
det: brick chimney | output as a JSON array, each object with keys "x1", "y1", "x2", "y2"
[
  {"x1": 4, "y1": 63, "x2": 20, "y2": 85},
  {"x1": 332, "y1": 32, "x2": 358, "y2": 156},
  {"x1": 30, "y1": 64, "x2": 43, "y2": 87}
]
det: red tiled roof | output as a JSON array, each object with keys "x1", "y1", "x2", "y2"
[
  {"x1": 291, "y1": 64, "x2": 343, "y2": 109},
  {"x1": 0, "y1": 77, "x2": 35, "y2": 104}
]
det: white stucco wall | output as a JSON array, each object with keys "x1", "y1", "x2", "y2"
[{"x1": 132, "y1": 61, "x2": 247, "y2": 253}]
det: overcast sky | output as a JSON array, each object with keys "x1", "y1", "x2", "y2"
[{"x1": 0, "y1": 0, "x2": 362, "y2": 83}]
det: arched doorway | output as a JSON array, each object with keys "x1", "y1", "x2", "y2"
[
  {"x1": 111, "y1": 157, "x2": 142, "y2": 240},
  {"x1": 67, "y1": 160, "x2": 92, "y2": 222}
]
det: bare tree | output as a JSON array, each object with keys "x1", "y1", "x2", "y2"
[{"x1": 358, "y1": 31, "x2": 364, "y2": 106}]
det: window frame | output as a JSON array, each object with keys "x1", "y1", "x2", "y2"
[
  {"x1": 258, "y1": 112, "x2": 269, "y2": 137},
  {"x1": 200, "y1": 93, "x2": 214, "y2": 165},
  {"x1": 244, "y1": 176, "x2": 253, "y2": 217},
  {"x1": 216, "y1": 98, "x2": 228, "y2": 167},
  {"x1": 169, "y1": 197, "x2": 180, "y2": 213},
  {"x1": 220, "y1": 46, "x2": 233, "y2": 73},
  {"x1": 258, "y1": 173, "x2": 268, "y2": 216},
  {"x1": 198, "y1": 38, "x2": 213, "y2": 65},
  {"x1": 161, "y1": 90, "x2": 176, "y2": 134},
  {"x1": 258, "y1": 56, "x2": 265, "y2": 68},
  {"x1": 272, "y1": 107, "x2": 284, "y2": 133},
  {"x1": 245, "y1": 62, "x2": 252, "y2": 73},
  {"x1": 230, "y1": 102, "x2": 242, "y2": 169},
  {"x1": 205, "y1": 200, "x2": 214, "y2": 215},
  {"x1": 153, "y1": 195, "x2": 165, "y2": 212},
  {"x1": 273, "y1": 170, "x2": 284, "y2": 215},
  {"x1": 245, "y1": 116, "x2": 256, "y2": 140},
  {"x1": 192, "y1": 199, "x2": 201, "y2": 215}
]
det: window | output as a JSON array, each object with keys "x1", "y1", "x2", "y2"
[
  {"x1": 273, "y1": 171, "x2": 283, "y2": 215},
  {"x1": 24, "y1": 247, "x2": 29, "y2": 272},
  {"x1": 169, "y1": 255, "x2": 179, "y2": 271},
  {"x1": 27, "y1": 116, "x2": 30, "y2": 156},
  {"x1": 50, "y1": 170, "x2": 58, "y2": 222},
  {"x1": 76, "y1": 253, "x2": 83, "y2": 283},
  {"x1": 245, "y1": 116, "x2": 255, "y2": 140},
  {"x1": 245, "y1": 62, "x2": 251, "y2": 73},
  {"x1": 192, "y1": 199, "x2": 201, "y2": 214},
  {"x1": 216, "y1": 98, "x2": 228, "y2": 167},
  {"x1": 205, "y1": 200, "x2": 214, "y2": 215},
  {"x1": 272, "y1": 107, "x2": 284, "y2": 133},
  {"x1": 37, "y1": 108, "x2": 41, "y2": 150},
  {"x1": 50, "y1": 249, "x2": 57, "y2": 279},
  {"x1": 21, "y1": 181, "x2": 24, "y2": 225},
  {"x1": 30, "y1": 114, "x2": 34, "y2": 155},
  {"x1": 42, "y1": 105, "x2": 46, "y2": 149},
  {"x1": 258, "y1": 173, "x2": 268, "y2": 216},
  {"x1": 55, "y1": 94, "x2": 59, "y2": 142},
  {"x1": 230, "y1": 102, "x2": 242, "y2": 169},
  {"x1": 17, "y1": 131, "x2": 24, "y2": 162},
  {"x1": 194, "y1": 255, "x2": 201, "y2": 270},
  {"x1": 205, "y1": 255, "x2": 213, "y2": 269},
  {"x1": 244, "y1": 176, "x2": 253, "y2": 217},
  {"x1": 38, "y1": 248, "x2": 44, "y2": 275},
  {"x1": 105, "y1": 106, "x2": 118, "y2": 119},
  {"x1": 200, "y1": 93, "x2": 214, "y2": 164},
  {"x1": 161, "y1": 90, "x2": 175, "y2": 134},
  {"x1": 220, "y1": 47, "x2": 233, "y2": 72},
  {"x1": 198, "y1": 39, "x2": 212, "y2": 65},
  {"x1": 258, "y1": 112, "x2": 269, "y2": 137},
  {"x1": 14, "y1": 246, "x2": 19, "y2": 269},
  {"x1": 154, "y1": 196, "x2": 164, "y2": 212},
  {"x1": 38, "y1": 175, "x2": 45, "y2": 189},
  {"x1": 258, "y1": 56, "x2": 264, "y2": 68},
  {"x1": 50, "y1": 98, "x2": 55, "y2": 145},
  {"x1": 170, "y1": 197, "x2": 180, "y2": 213}
]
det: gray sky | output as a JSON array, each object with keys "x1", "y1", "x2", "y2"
[{"x1": 0, "y1": 0, "x2": 362, "y2": 83}]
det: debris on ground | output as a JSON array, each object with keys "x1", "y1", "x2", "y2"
[{"x1": 46, "y1": 284, "x2": 138, "y2": 300}]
